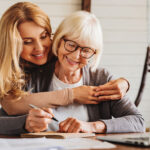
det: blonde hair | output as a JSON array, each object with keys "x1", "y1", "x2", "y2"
[
  {"x1": 52, "y1": 11, "x2": 103, "y2": 70},
  {"x1": 0, "y1": 2, "x2": 52, "y2": 99}
]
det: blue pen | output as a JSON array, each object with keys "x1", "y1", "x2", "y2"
[{"x1": 29, "y1": 104, "x2": 59, "y2": 122}]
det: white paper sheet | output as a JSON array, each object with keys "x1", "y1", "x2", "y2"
[{"x1": 0, "y1": 137, "x2": 115, "y2": 150}]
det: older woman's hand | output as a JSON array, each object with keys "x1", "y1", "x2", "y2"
[
  {"x1": 59, "y1": 117, "x2": 106, "y2": 133},
  {"x1": 59, "y1": 118, "x2": 93, "y2": 133},
  {"x1": 25, "y1": 108, "x2": 53, "y2": 133},
  {"x1": 94, "y1": 78, "x2": 129, "y2": 101}
]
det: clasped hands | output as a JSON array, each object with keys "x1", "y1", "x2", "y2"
[
  {"x1": 73, "y1": 77, "x2": 129, "y2": 104},
  {"x1": 25, "y1": 78, "x2": 128, "y2": 133}
]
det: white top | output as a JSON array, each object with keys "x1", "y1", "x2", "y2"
[{"x1": 48, "y1": 73, "x2": 89, "y2": 131}]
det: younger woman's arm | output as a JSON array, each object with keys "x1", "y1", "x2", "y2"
[
  {"x1": 1, "y1": 78, "x2": 129, "y2": 115},
  {"x1": 1, "y1": 86, "x2": 98, "y2": 115}
]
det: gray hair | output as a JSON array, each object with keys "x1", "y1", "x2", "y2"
[{"x1": 52, "y1": 11, "x2": 103, "y2": 70}]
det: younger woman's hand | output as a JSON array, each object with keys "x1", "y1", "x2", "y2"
[
  {"x1": 25, "y1": 108, "x2": 53, "y2": 133},
  {"x1": 94, "y1": 78, "x2": 129, "y2": 101},
  {"x1": 72, "y1": 78, "x2": 129, "y2": 104},
  {"x1": 72, "y1": 86, "x2": 99, "y2": 104}
]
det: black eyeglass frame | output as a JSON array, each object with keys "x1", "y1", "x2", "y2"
[{"x1": 63, "y1": 38, "x2": 96, "y2": 59}]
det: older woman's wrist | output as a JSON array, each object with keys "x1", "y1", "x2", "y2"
[{"x1": 92, "y1": 121, "x2": 106, "y2": 133}]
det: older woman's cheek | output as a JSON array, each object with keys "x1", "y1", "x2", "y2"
[{"x1": 80, "y1": 59, "x2": 88, "y2": 68}]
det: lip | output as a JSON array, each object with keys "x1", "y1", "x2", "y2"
[{"x1": 66, "y1": 56, "x2": 79, "y2": 65}]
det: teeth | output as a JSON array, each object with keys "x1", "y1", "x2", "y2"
[{"x1": 35, "y1": 54, "x2": 43, "y2": 57}]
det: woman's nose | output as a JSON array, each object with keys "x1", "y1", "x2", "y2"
[
  {"x1": 34, "y1": 40, "x2": 44, "y2": 51},
  {"x1": 71, "y1": 48, "x2": 81, "y2": 59}
]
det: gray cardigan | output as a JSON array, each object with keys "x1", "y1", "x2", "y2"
[
  {"x1": 0, "y1": 60, "x2": 145, "y2": 134},
  {"x1": 82, "y1": 66, "x2": 145, "y2": 133},
  {"x1": 0, "y1": 109, "x2": 27, "y2": 135}
]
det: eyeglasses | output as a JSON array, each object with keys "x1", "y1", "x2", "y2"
[{"x1": 63, "y1": 39, "x2": 96, "y2": 59}]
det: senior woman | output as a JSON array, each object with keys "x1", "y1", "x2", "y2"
[
  {"x1": 0, "y1": 2, "x2": 129, "y2": 134},
  {"x1": 41, "y1": 11, "x2": 144, "y2": 133}
]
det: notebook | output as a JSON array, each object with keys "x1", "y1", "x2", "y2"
[
  {"x1": 97, "y1": 132, "x2": 150, "y2": 147},
  {"x1": 21, "y1": 131, "x2": 95, "y2": 139}
]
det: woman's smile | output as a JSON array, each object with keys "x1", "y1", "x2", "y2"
[
  {"x1": 31, "y1": 51, "x2": 46, "y2": 59},
  {"x1": 65, "y1": 56, "x2": 79, "y2": 66}
]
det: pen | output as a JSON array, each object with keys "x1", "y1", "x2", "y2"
[{"x1": 29, "y1": 104, "x2": 59, "y2": 122}]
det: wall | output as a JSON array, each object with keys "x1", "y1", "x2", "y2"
[
  {"x1": 0, "y1": 0, "x2": 81, "y2": 32},
  {"x1": 0, "y1": 0, "x2": 149, "y2": 127},
  {"x1": 92, "y1": 0, "x2": 149, "y2": 127}
]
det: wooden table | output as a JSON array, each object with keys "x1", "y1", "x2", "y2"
[{"x1": 0, "y1": 134, "x2": 150, "y2": 150}]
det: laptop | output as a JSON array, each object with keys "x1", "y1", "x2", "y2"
[{"x1": 97, "y1": 132, "x2": 150, "y2": 147}]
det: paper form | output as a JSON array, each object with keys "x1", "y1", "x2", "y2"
[{"x1": 0, "y1": 137, "x2": 115, "y2": 149}]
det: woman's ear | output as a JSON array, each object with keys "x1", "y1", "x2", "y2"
[{"x1": 50, "y1": 33, "x2": 54, "y2": 40}]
